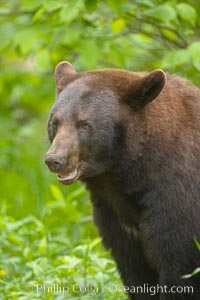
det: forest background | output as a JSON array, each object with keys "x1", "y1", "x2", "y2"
[{"x1": 0, "y1": 0, "x2": 200, "y2": 299}]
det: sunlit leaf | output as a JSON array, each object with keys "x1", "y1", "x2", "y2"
[
  {"x1": 161, "y1": 49, "x2": 191, "y2": 68},
  {"x1": 38, "y1": 236, "x2": 47, "y2": 254},
  {"x1": 32, "y1": 6, "x2": 46, "y2": 22},
  {"x1": 146, "y1": 5, "x2": 177, "y2": 23},
  {"x1": 60, "y1": 0, "x2": 84, "y2": 24},
  {"x1": 182, "y1": 267, "x2": 200, "y2": 279},
  {"x1": 49, "y1": 184, "x2": 65, "y2": 201},
  {"x1": 176, "y1": 3, "x2": 197, "y2": 26},
  {"x1": 13, "y1": 28, "x2": 40, "y2": 55},
  {"x1": 43, "y1": 0, "x2": 63, "y2": 11},
  {"x1": 106, "y1": 0, "x2": 125, "y2": 12},
  {"x1": 19, "y1": 0, "x2": 42, "y2": 11},
  {"x1": 194, "y1": 238, "x2": 200, "y2": 251},
  {"x1": 36, "y1": 49, "x2": 51, "y2": 71},
  {"x1": 66, "y1": 186, "x2": 87, "y2": 202},
  {"x1": 111, "y1": 18, "x2": 126, "y2": 33},
  {"x1": 188, "y1": 42, "x2": 200, "y2": 71},
  {"x1": 80, "y1": 40, "x2": 101, "y2": 68},
  {"x1": 89, "y1": 237, "x2": 102, "y2": 250}
]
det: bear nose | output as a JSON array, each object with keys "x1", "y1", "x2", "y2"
[{"x1": 45, "y1": 154, "x2": 66, "y2": 173}]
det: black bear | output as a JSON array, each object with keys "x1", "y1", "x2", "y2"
[{"x1": 45, "y1": 61, "x2": 200, "y2": 299}]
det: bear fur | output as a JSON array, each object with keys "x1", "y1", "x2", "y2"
[{"x1": 45, "y1": 61, "x2": 200, "y2": 299}]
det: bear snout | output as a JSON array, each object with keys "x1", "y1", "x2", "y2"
[{"x1": 45, "y1": 153, "x2": 67, "y2": 173}]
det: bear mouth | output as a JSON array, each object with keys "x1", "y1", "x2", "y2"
[{"x1": 57, "y1": 169, "x2": 79, "y2": 185}]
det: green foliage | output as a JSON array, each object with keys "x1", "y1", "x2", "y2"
[
  {"x1": 182, "y1": 267, "x2": 200, "y2": 279},
  {"x1": 0, "y1": 200, "x2": 126, "y2": 299},
  {"x1": 182, "y1": 239, "x2": 200, "y2": 279},
  {"x1": 0, "y1": 0, "x2": 200, "y2": 299}
]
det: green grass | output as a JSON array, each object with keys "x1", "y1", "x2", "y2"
[{"x1": 0, "y1": 115, "x2": 128, "y2": 300}]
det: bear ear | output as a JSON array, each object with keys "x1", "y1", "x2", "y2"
[
  {"x1": 54, "y1": 61, "x2": 77, "y2": 95},
  {"x1": 127, "y1": 69, "x2": 166, "y2": 109}
]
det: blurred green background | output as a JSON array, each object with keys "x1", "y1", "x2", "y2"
[{"x1": 0, "y1": 0, "x2": 200, "y2": 299}]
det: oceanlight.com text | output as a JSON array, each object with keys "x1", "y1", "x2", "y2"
[{"x1": 27, "y1": 282, "x2": 194, "y2": 296}]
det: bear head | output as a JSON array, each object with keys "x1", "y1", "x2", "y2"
[{"x1": 45, "y1": 61, "x2": 165, "y2": 184}]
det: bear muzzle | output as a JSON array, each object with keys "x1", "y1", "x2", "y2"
[{"x1": 45, "y1": 153, "x2": 79, "y2": 184}]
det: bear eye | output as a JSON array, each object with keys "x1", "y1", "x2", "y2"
[
  {"x1": 78, "y1": 121, "x2": 91, "y2": 132},
  {"x1": 48, "y1": 119, "x2": 59, "y2": 141},
  {"x1": 49, "y1": 119, "x2": 58, "y2": 131}
]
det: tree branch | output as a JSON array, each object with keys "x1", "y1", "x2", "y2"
[
  {"x1": 0, "y1": 10, "x2": 34, "y2": 17},
  {"x1": 134, "y1": 15, "x2": 188, "y2": 48}
]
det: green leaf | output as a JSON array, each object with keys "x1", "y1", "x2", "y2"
[
  {"x1": 85, "y1": 0, "x2": 99, "y2": 12},
  {"x1": 13, "y1": 28, "x2": 40, "y2": 55},
  {"x1": 55, "y1": 28, "x2": 82, "y2": 47},
  {"x1": 58, "y1": 256, "x2": 81, "y2": 269},
  {"x1": 19, "y1": 0, "x2": 42, "y2": 11},
  {"x1": 176, "y1": 3, "x2": 197, "y2": 26},
  {"x1": 36, "y1": 49, "x2": 51, "y2": 71},
  {"x1": 60, "y1": 0, "x2": 84, "y2": 24},
  {"x1": 139, "y1": 0, "x2": 154, "y2": 8},
  {"x1": 146, "y1": 5, "x2": 177, "y2": 23},
  {"x1": 43, "y1": 0, "x2": 63, "y2": 11},
  {"x1": 38, "y1": 236, "x2": 47, "y2": 254},
  {"x1": 66, "y1": 186, "x2": 86, "y2": 202},
  {"x1": 49, "y1": 184, "x2": 65, "y2": 201},
  {"x1": 0, "y1": 23, "x2": 15, "y2": 50},
  {"x1": 161, "y1": 49, "x2": 191, "y2": 69},
  {"x1": 106, "y1": 0, "x2": 125, "y2": 12},
  {"x1": 194, "y1": 238, "x2": 200, "y2": 251},
  {"x1": 188, "y1": 42, "x2": 200, "y2": 71},
  {"x1": 182, "y1": 267, "x2": 200, "y2": 279},
  {"x1": 192, "y1": 267, "x2": 200, "y2": 276},
  {"x1": 161, "y1": 29, "x2": 177, "y2": 41},
  {"x1": 80, "y1": 40, "x2": 101, "y2": 68},
  {"x1": 111, "y1": 18, "x2": 126, "y2": 33},
  {"x1": 32, "y1": 7, "x2": 46, "y2": 23},
  {"x1": 89, "y1": 237, "x2": 102, "y2": 250}
]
